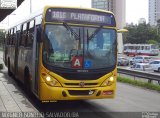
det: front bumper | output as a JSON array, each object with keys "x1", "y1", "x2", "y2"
[{"x1": 39, "y1": 82, "x2": 116, "y2": 101}]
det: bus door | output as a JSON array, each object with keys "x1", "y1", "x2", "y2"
[
  {"x1": 14, "y1": 29, "x2": 19, "y2": 76},
  {"x1": 32, "y1": 25, "x2": 41, "y2": 95},
  {"x1": 3, "y1": 32, "x2": 7, "y2": 65},
  {"x1": 14, "y1": 29, "x2": 21, "y2": 78}
]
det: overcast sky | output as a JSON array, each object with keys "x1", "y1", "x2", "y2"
[
  {"x1": 126, "y1": 0, "x2": 148, "y2": 24},
  {"x1": 1, "y1": 0, "x2": 148, "y2": 28}
]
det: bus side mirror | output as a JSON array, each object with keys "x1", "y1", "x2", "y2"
[{"x1": 36, "y1": 27, "x2": 42, "y2": 42}]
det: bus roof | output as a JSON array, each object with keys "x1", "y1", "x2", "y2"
[
  {"x1": 7, "y1": 6, "x2": 115, "y2": 30},
  {"x1": 43, "y1": 5, "x2": 114, "y2": 14}
]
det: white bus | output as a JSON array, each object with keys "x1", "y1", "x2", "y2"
[{"x1": 123, "y1": 44, "x2": 159, "y2": 56}]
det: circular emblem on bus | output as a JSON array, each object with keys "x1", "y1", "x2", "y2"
[{"x1": 79, "y1": 82, "x2": 85, "y2": 87}]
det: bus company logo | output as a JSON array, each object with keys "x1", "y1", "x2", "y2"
[
  {"x1": 142, "y1": 112, "x2": 159, "y2": 118},
  {"x1": 79, "y1": 81, "x2": 85, "y2": 87}
]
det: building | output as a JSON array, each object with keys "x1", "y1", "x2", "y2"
[
  {"x1": 92, "y1": 0, "x2": 113, "y2": 11},
  {"x1": 138, "y1": 18, "x2": 146, "y2": 24},
  {"x1": 91, "y1": 0, "x2": 126, "y2": 29},
  {"x1": 149, "y1": 0, "x2": 160, "y2": 26},
  {"x1": 92, "y1": 0, "x2": 126, "y2": 53}
]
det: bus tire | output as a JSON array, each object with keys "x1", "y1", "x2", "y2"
[
  {"x1": 24, "y1": 68, "x2": 31, "y2": 95},
  {"x1": 8, "y1": 59, "x2": 12, "y2": 76}
]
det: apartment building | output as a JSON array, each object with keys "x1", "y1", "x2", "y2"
[{"x1": 149, "y1": 0, "x2": 160, "y2": 26}]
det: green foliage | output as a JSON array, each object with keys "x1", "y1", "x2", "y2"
[
  {"x1": 147, "y1": 40, "x2": 158, "y2": 44},
  {"x1": 117, "y1": 76, "x2": 160, "y2": 91},
  {"x1": 123, "y1": 23, "x2": 160, "y2": 45}
]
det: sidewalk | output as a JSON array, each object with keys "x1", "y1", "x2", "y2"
[{"x1": 0, "y1": 51, "x2": 37, "y2": 112}]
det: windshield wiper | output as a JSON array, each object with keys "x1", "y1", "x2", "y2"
[
  {"x1": 87, "y1": 26, "x2": 103, "y2": 40},
  {"x1": 63, "y1": 22, "x2": 80, "y2": 40}
]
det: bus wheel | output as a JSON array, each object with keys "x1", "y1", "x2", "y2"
[
  {"x1": 8, "y1": 59, "x2": 12, "y2": 76},
  {"x1": 24, "y1": 68, "x2": 31, "y2": 95}
]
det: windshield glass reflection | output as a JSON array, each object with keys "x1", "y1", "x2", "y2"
[{"x1": 43, "y1": 24, "x2": 116, "y2": 69}]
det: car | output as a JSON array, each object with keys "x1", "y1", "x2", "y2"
[
  {"x1": 131, "y1": 63, "x2": 153, "y2": 71},
  {"x1": 133, "y1": 56, "x2": 152, "y2": 64},
  {"x1": 149, "y1": 60, "x2": 160, "y2": 72},
  {"x1": 117, "y1": 57, "x2": 129, "y2": 66},
  {"x1": 128, "y1": 57, "x2": 135, "y2": 65}
]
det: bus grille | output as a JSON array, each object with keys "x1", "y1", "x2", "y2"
[
  {"x1": 68, "y1": 90, "x2": 95, "y2": 96},
  {"x1": 64, "y1": 83, "x2": 97, "y2": 86},
  {"x1": 58, "y1": 73, "x2": 106, "y2": 80}
]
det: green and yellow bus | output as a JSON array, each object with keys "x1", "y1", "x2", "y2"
[{"x1": 4, "y1": 6, "x2": 117, "y2": 102}]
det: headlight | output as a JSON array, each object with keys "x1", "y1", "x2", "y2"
[
  {"x1": 42, "y1": 72, "x2": 61, "y2": 87},
  {"x1": 45, "y1": 76, "x2": 61, "y2": 87},
  {"x1": 46, "y1": 76, "x2": 51, "y2": 81},
  {"x1": 101, "y1": 76, "x2": 115, "y2": 86},
  {"x1": 109, "y1": 77, "x2": 114, "y2": 82}
]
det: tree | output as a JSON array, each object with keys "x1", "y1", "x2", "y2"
[
  {"x1": 147, "y1": 40, "x2": 158, "y2": 44},
  {"x1": 123, "y1": 23, "x2": 160, "y2": 46}
]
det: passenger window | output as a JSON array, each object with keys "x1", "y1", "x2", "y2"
[
  {"x1": 20, "y1": 23, "x2": 27, "y2": 46},
  {"x1": 137, "y1": 65, "x2": 140, "y2": 68},
  {"x1": 27, "y1": 20, "x2": 35, "y2": 47},
  {"x1": 150, "y1": 62, "x2": 154, "y2": 64},
  {"x1": 12, "y1": 28, "x2": 16, "y2": 45},
  {"x1": 10, "y1": 29, "x2": 13, "y2": 45},
  {"x1": 155, "y1": 61, "x2": 159, "y2": 64},
  {"x1": 17, "y1": 25, "x2": 21, "y2": 45},
  {"x1": 6, "y1": 31, "x2": 9, "y2": 45}
]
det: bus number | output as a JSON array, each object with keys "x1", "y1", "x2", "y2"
[{"x1": 52, "y1": 11, "x2": 66, "y2": 19}]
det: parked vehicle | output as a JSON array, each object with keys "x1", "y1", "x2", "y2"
[
  {"x1": 117, "y1": 57, "x2": 129, "y2": 66},
  {"x1": 123, "y1": 44, "x2": 159, "y2": 56},
  {"x1": 131, "y1": 63, "x2": 153, "y2": 71},
  {"x1": 133, "y1": 56, "x2": 152, "y2": 64},
  {"x1": 128, "y1": 57, "x2": 134, "y2": 65},
  {"x1": 149, "y1": 60, "x2": 160, "y2": 72}
]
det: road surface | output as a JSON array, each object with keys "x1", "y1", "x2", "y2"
[{"x1": 0, "y1": 51, "x2": 160, "y2": 118}]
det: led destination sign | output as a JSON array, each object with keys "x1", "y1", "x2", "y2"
[
  {"x1": 46, "y1": 8, "x2": 116, "y2": 26},
  {"x1": 52, "y1": 11, "x2": 106, "y2": 23}
]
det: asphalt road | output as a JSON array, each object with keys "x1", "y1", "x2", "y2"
[{"x1": 0, "y1": 51, "x2": 160, "y2": 118}]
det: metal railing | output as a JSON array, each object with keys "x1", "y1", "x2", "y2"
[{"x1": 117, "y1": 67, "x2": 160, "y2": 85}]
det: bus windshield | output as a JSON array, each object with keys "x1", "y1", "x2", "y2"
[{"x1": 43, "y1": 24, "x2": 116, "y2": 69}]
